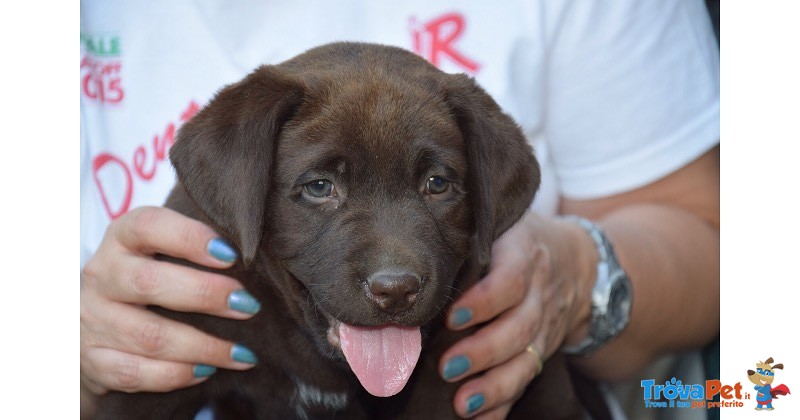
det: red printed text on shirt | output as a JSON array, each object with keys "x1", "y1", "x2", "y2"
[
  {"x1": 81, "y1": 33, "x2": 125, "y2": 104},
  {"x1": 409, "y1": 12, "x2": 481, "y2": 74},
  {"x1": 92, "y1": 101, "x2": 200, "y2": 220}
]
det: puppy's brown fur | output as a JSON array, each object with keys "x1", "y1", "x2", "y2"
[{"x1": 95, "y1": 42, "x2": 585, "y2": 419}]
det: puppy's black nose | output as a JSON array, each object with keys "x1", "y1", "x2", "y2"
[{"x1": 367, "y1": 271, "x2": 421, "y2": 314}]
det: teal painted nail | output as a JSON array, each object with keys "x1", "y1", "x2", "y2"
[
  {"x1": 451, "y1": 308, "x2": 473, "y2": 327},
  {"x1": 231, "y1": 344, "x2": 258, "y2": 364},
  {"x1": 208, "y1": 238, "x2": 238, "y2": 263},
  {"x1": 228, "y1": 289, "x2": 261, "y2": 315},
  {"x1": 193, "y1": 364, "x2": 217, "y2": 378},
  {"x1": 466, "y1": 393, "x2": 485, "y2": 415},
  {"x1": 443, "y1": 355, "x2": 470, "y2": 380}
]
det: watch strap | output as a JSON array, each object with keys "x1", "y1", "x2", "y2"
[{"x1": 560, "y1": 216, "x2": 627, "y2": 356}]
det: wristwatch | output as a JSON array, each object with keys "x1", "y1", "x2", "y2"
[{"x1": 561, "y1": 216, "x2": 633, "y2": 357}]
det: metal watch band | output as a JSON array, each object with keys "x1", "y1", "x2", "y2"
[{"x1": 560, "y1": 215, "x2": 631, "y2": 356}]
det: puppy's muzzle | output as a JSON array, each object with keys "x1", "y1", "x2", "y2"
[{"x1": 367, "y1": 270, "x2": 421, "y2": 314}]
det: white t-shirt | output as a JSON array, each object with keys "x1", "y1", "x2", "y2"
[{"x1": 80, "y1": 0, "x2": 719, "y2": 267}]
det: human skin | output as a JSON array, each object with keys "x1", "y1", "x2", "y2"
[
  {"x1": 442, "y1": 146, "x2": 719, "y2": 418},
  {"x1": 80, "y1": 146, "x2": 719, "y2": 419}
]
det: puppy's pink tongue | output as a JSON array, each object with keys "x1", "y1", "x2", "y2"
[{"x1": 338, "y1": 323, "x2": 421, "y2": 397}]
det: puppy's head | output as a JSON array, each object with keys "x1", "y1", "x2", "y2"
[{"x1": 171, "y1": 42, "x2": 539, "y2": 397}]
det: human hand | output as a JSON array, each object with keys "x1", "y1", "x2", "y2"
[
  {"x1": 439, "y1": 212, "x2": 595, "y2": 418},
  {"x1": 80, "y1": 206, "x2": 262, "y2": 398}
]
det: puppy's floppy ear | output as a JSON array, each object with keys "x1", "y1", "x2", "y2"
[
  {"x1": 170, "y1": 65, "x2": 305, "y2": 265},
  {"x1": 444, "y1": 74, "x2": 540, "y2": 270}
]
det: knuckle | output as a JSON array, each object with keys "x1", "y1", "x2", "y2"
[
  {"x1": 81, "y1": 261, "x2": 101, "y2": 290},
  {"x1": 137, "y1": 320, "x2": 169, "y2": 355},
  {"x1": 129, "y1": 263, "x2": 161, "y2": 298},
  {"x1": 478, "y1": 344, "x2": 497, "y2": 369},
  {"x1": 193, "y1": 275, "x2": 217, "y2": 310},
  {"x1": 535, "y1": 246, "x2": 552, "y2": 272},
  {"x1": 509, "y1": 273, "x2": 526, "y2": 300},
  {"x1": 112, "y1": 358, "x2": 142, "y2": 392},
  {"x1": 475, "y1": 276, "x2": 493, "y2": 296},
  {"x1": 498, "y1": 376, "x2": 521, "y2": 403},
  {"x1": 127, "y1": 207, "x2": 159, "y2": 240},
  {"x1": 523, "y1": 318, "x2": 537, "y2": 343},
  {"x1": 177, "y1": 222, "x2": 204, "y2": 253},
  {"x1": 162, "y1": 364, "x2": 189, "y2": 391},
  {"x1": 483, "y1": 379, "x2": 505, "y2": 405},
  {"x1": 482, "y1": 336, "x2": 506, "y2": 369},
  {"x1": 512, "y1": 321, "x2": 532, "y2": 348},
  {"x1": 199, "y1": 337, "x2": 226, "y2": 364}
]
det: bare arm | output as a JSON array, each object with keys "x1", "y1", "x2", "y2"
[{"x1": 562, "y1": 145, "x2": 720, "y2": 380}]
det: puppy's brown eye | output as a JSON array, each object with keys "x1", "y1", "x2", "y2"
[
  {"x1": 304, "y1": 179, "x2": 335, "y2": 198},
  {"x1": 426, "y1": 176, "x2": 450, "y2": 195}
]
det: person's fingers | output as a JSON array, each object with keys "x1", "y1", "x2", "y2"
[
  {"x1": 447, "y1": 242, "x2": 547, "y2": 331},
  {"x1": 88, "y1": 256, "x2": 259, "y2": 319},
  {"x1": 446, "y1": 261, "x2": 528, "y2": 331},
  {"x1": 80, "y1": 206, "x2": 260, "y2": 395},
  {"x1": 440, "y1": 289, "x2": 541, "y2": 383},
  {"x1": 81, "y1": 347, "x2": 213, "y2": 394},
  {"x1": 82, "y1": 298, "x2": 257, "y2": 371},
  {"x1": 109, "y1": 206, "x2": 239, "y2": 268},
  {"x1": 452, "y1": 350, "x2": 541, "y2": 418},
  {"x1": 441, "y1": 250, "x2": 553, "y2": 382}
]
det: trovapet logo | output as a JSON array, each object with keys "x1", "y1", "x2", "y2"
[
  {"x1": 641, "y1": 378, "x2": 746, "y2": 410},
  {"x1": 641, "y1": 356, "x2": 793, "y2": 412}
]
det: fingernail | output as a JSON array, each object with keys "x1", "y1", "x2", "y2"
[
  {"x1": 443, "y1": 355, "x2": 471, "y2": 380},
  {"x1": 193, "y1": 364, "x2": 217, "y2": 378},
  {"x1": 466, "y1": 393, "x2": 485, "y2": 415},
  {"x1": 231, "y1": 344, "x2": 258, "y2": 364},
  {"x1": 228, "y1": 289, "x2": 261, "y2": 315},
  {"x1": 208, "y1": 238, "x2": 238, "y2": 263},
  {"x1": 450, "y1": 308, "x2": 473, "y2": 327}
]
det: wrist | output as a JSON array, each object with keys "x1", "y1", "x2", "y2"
[
  {"x1": 559, "y1": 216, "x2": 634, "y2": 356},
  {"x1": 556, "y1": 218, "x2": 599, "y2": 347}
]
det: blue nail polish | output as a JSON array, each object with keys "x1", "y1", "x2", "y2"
[
  {"x1": 466, "y1": 393, "x2": 485, "y2": 415},
  {"x1": 451, "y1": 308, "x2": 473, "y2": 327},
  {"x1": 231, "y1": 344, "x2": 258, "y2": 364},
  {"x1": 443, "y1": 355, "x2": 471, "y2": 380},
  {"x1": 228, "y1": 289, "x2": 261, "y2": 315},
  {"x1": 193, "y1": 364, "x2": 217, "y2": 378},
  {"x1": 208, "y1": 238, "x2": 238, "y2": 263}
]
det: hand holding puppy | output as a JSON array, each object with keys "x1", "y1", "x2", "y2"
[
  {"x1": 441, "y1": 212, "x2": 596, "y2": 418},
  {"x1": 80, "y1": 207, "x2": 260, "y2": 407}
]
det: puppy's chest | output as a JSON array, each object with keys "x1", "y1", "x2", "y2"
[{"x1": 290, "y1": 377, "x2": 353, "y2": 419}]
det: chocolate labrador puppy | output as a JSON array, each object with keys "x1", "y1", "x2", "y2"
[{"x1": 95, "y1": 42, "x2": 586, "y2": 419}]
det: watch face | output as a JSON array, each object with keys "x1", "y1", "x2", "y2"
[{"x1": 608, "y1": 277, "x2": 632, "y2": 331}]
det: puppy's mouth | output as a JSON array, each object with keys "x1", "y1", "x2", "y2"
[{"x1": 325, "y1": 316, "x2": 421, "y2": 397}]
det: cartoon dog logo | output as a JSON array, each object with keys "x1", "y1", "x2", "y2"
[{"x1": 747, "y1": 357, "x2": 791, "y2": 410}]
